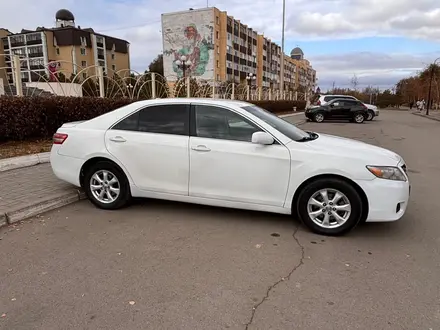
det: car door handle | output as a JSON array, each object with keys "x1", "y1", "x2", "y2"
[
  {"x1": 109, "y1": 136, "x2": 126, "y2": 143},
  {"x1": 191, "y1": 145, "x2": 211, "y2": 152}
]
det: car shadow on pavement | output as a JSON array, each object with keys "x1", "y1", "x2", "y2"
[
  {"x1": 129, "y1": 198, "x2": 406, "y2": 239},
  {"x1": 130, "y1": 197, "x2": 297, "y2": 229}
]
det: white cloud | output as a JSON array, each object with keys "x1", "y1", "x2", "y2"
[{"x1": 1, "y1": 0, "x2": 440, "y2": 88}]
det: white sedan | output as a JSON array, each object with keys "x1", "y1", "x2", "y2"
[{"x1": 50, "y1": 98, "x2": 410, "y2": 236}]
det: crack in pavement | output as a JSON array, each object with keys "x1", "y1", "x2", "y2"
[{"x1": 244, "y1": 225, "x2": 305, "y2": 330}]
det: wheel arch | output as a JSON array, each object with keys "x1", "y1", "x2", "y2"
[
  {"x1": 79, "y1": 156, "x2": 131, "y2": 188},
  {"x1": 291, "y1": 173, "x2": 369, "y2": 222}
]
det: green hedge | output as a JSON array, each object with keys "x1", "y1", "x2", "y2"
[{"x1": 0, "y1": 96, "x2": 305, "y2": 141}]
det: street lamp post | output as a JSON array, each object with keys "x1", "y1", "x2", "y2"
[
  {"x1": 280, "y1": 0, "x2": 286, "y2": 97},
  {"x1": 126, "y1": 83, "x2": 133, "y2": 99},
  {"x1": 427, "y1": 57, "x2": 440, "y2": 116},
  {"x1": 175, "y1": 55, "x2": 192, "y2": 78},
  {"x1": 246, "y1": 73, "x2": 256, "y2": 100}
]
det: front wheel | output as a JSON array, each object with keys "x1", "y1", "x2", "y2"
[
  {"x1": 84, "y1": 161, "x2": 131, "y2": 210},
  {"x1": 353, "y1": 112, "x2": 365, "y2": 123},
  {"x1": 313, "y1": 112, "x2": 325, "y2": 123},
  {"x1": 296, "y1": 178, "x2": 364, "y2": 236},
  {"x1": 367, "y1": 110, "x2": 374, "y2": 121}
]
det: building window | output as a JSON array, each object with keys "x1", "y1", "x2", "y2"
[
  {"x1": 82, "y1": 72, "x2": 87, "y2": 79},
  {"x1": 216, "y1": 31, "x2": 219, "y2": 39},
  {"x1": 217, "y1": 46, "x2": 220, "y2": 54},
  {"x1": 98, "y1": 60, "x2": 105, "y2": 67},
  {"x1": 80, "y1": 48, "x2": 86, "y2": 55},
  {"x1": 56, "y1": 48, "x2": 60, "y2": 55},
  {"x1": 112, "y1": 64, "x2": 116, "y2": 71},
  {"x1": 81, "y1": 60, "x2": 87, "y2": 67},
  {"x1": 111, "y1": 53, "x2": 115, "y2": 60},
  {"x1": 217, "y1": 74, "x2": 220, "y2": 80},
  {"x1": 217, "y1": 60, "x2": 219, "y2": 68},
  {"x1": 216, "y1": 16, "x2": 219, "y2": 24}
]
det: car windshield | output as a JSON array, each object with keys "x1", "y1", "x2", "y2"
[{"x1": 242, "y1": 105, "x2": 310, "y2": 141}]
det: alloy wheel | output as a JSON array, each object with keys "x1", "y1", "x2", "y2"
[
  {"x1": 314, "y1": 113, "x2": 324, "y2": 122},
  {"x1": 354, "y1": 114, "x2": 364, "y2": 123},
  {"x1": 307, "y1": 188, "x2": 352, "y2": 229},
  {"x1": 89, "y1": 170, "x2": 121, "y2": 204}
]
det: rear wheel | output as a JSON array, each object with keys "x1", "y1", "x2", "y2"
[
  {"x1": 296, "y1": 178, "x2": 364, "y2": 236},
  {"x1": 367, "y1": 110, "x2": 374, "y2": 121},
  {"x1": 313, "y1": 112, "x2": 325, "y2": 123},
  {"x1": 353, "y1": 112, "x2": 365, "y2": 124},
  {"x1": 84, "y1": 161, "x2": 131, "y2": 210}
]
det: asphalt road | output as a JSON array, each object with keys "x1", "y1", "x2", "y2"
[{"x1": 1, "y1": 111, "x2": 439, "y2": 330}]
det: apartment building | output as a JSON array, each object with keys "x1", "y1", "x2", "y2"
[
  {"x1": 0, "y1": 9, "x2": 130, "y2": 84},
  {"x1": 161, "y1": 7, "x2": 316, "y2": 92}
]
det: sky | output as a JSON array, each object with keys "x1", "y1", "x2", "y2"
[{"x1": 1, "y1": 0, "x2": 440, "y2": 90}]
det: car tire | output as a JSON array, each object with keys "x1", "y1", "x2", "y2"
[
  {"x1": 84, "y1": 160, "x2": 131, "y2": 210},
  {"x1": 296, "y1": 177, "x2": 364, "y2": 236},
  {"x1": 353, "y1": 112, "x2": 365, "y2": 124},
  {"x1": 367, "y1": 110, "x2": 374, "y2": 121},
  {"x1": 313, "y1": 112, "x2": 325, "y2": 123}
]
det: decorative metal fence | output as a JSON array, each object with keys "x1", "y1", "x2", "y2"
[{"x1": 0, "y1": 54, "x2": 308, "y2": 101}]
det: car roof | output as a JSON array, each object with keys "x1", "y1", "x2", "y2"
[
  {"x1": 129, "y1": 98, "x2": 251, "y2": 108},
  {"x1": 77, "y1": 98, "x2": 254, "y2": 130},
  {"x1": 321, "y1": 94, "x2": 355, "y2": 98}
]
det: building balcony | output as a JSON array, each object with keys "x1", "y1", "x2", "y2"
[
  {"x1": 98, "y1": 54, "x2": 105, "y2": 60},
  {"x1": 28, "y1": 52, "x2": 44, "y2": 58},
  {"x1": 26, "y1": 39, "x2": 42, "y2": 46},
  {"x1": 97, "y1": 42, "x2": 104, "y2": 48},
  {"x1": 29, "y1": 64, "x2": 45, "y2": 70},
  {"x1": 10, "y1": 41, "x2": 25, "y2": 47}
]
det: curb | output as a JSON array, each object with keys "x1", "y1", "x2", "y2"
[
  {"x1": 412, "y1": 112, "x2": 440, "y2": 122},
  {"x1": 1, "y1": 189, "x2": 86, "y2": 229},
  {"x1": 0, "y1": 152, "x2": 50, "y2": 172}
]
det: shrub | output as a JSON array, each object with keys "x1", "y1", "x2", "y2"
[{"x1": 0, "y1": 96, "x2": 305, "y2": 142}]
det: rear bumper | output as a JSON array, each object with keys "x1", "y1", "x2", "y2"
[
  {"x1": 50, "y1": 147, "x2": 84, "y2": 187},
  {"x1": 355, "y1": 178, "x2": 410, "y2": 222}
]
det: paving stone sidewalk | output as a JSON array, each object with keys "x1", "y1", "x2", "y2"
[{"x1": 0, "y1": 164, "x2": 80, "y2": 226}]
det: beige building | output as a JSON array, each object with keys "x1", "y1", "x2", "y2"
[
  {"x1": 161, "y1": 7, "x2": 316, "y2": 93},
  {"x1": 0, "y1": 9, "x2": 130, "y2": 85}
]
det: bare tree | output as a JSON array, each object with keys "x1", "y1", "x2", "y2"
[{"x1": 350, "y1": 74, "x2": 359, "y2": 91}]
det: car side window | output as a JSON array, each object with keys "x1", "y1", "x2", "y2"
[
  {"x1": 194, "y1": 105, "x2": 261, "y2": 142},
  {"x1": 112, "y1": 111, "x2": 139, "y2": 131},
  {"x1": 138, "y1": 104, "x2": 189, "y2": 136},
  {"x1": 344, "y1": 100, "x2": 357, "y2": 106},
  {"x1": 324, "y1": 96, "x2": 334, "y2": 102}
]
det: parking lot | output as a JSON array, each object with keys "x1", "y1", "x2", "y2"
[{"x1": 1, "y1": 110, "x2": 439, "y2": 330}]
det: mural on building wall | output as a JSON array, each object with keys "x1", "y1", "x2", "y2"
[{"x1": 162, "y1": 11, "x2": 214, "y2": 80}]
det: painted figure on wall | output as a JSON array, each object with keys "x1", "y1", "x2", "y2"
[{"x1": 164, "y1": 24, "x2": 213, "y2": 78}]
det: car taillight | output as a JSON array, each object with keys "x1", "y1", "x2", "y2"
[
  {"x1": 53, "y1": 133, "x2": 68, "y2": 144},
  {"x1": 317, "y1": 100, "x2": 321, "y2": 105}
]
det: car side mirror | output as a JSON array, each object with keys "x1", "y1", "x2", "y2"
[{"x1": 252, "y1": 132, "x2": 274, "y2": 145}]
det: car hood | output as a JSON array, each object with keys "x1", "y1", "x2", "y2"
[{"x1": 305, "y1": 133, "x2": 402, "y2": 165}]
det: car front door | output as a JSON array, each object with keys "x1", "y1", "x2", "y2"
[
  {"x1": 105, "y1": 104, "x2": 190, "y2": 195},
  {"x1": 188, "y1": 104, "x2": 291, "y2": 207},
  {"x1": 328, "y1": 100, "x2": 344, "y2": 118}
]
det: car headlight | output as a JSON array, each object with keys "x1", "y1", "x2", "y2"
[{"x1": 366, "y1": 166, "x2": 407, "y2": 181}]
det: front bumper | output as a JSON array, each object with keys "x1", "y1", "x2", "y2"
[{"x1": 356, "y1": 178, "x2": 410, "y2": 222}]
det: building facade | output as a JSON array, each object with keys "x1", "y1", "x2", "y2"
[
  {"x1": 0, "y1": 9, "x2": 130, "y2": 84},
  {"x1": 161, "y1": 7, "x2": 316, "y2": 93}
]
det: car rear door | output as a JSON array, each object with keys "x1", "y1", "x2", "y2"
[
  {"x1": 188, "y1": 104, "x2": 291, "y2": 207},
  {"x1": 341, "y1": 100, "x2": 358, "y2": 118},
  {"x1": 105, "y1": 103, "x2": 190, "y2": 195}
]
